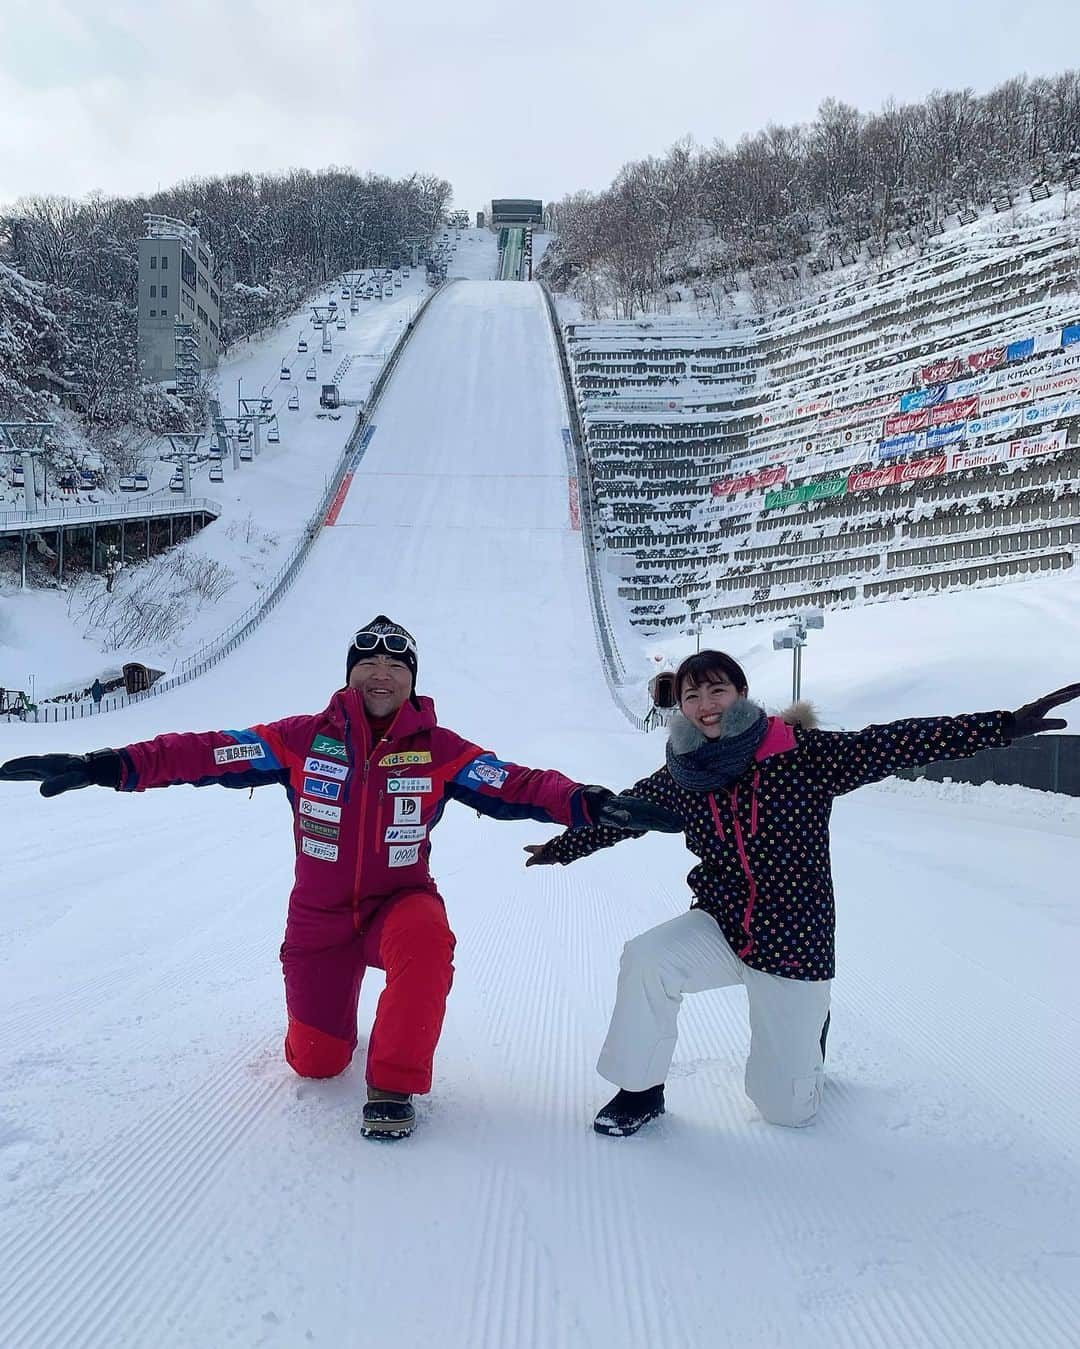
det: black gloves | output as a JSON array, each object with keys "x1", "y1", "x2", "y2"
[
  {"x1": 1008, "y1": 683, "x2": 1080, "y2": 739},
  {"x1": 580, "y1": 785, "x2": 683, "y2": 832},
  {"x1": 0, "y1": 750, "x2": 123, "y2": 797}
]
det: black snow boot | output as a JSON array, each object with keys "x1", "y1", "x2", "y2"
[
  {"x1": 593, "y1": 1085, "x2": 665, "y2": 1137},
  {"x1": 361, "y1": 1089, "x2": 416, "y2": 1140}
]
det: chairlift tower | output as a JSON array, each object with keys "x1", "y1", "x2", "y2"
[
  {"x1": 239, "y1": 397, "x2": 275, "y2": 458},
  {"x1": 164, "y1": 432, "x2": 203, "y2": 497},
  {"x1": 310, "y1": 306, "x2": 333, "y2": 342}
]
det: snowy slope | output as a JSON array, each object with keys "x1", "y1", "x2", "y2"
[{"x1": 1, "y1": 279, "x2": 1079, "y2": 1349}]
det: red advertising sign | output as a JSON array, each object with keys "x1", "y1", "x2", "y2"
[
  {"x1": 712, "y1": 466, "x2": 787, "y2": 496},
  {"x1": 979, "y1": 386, "x2": 1030, "y2": 412},
  {"x1": 966, "y1": 346, "x2": 1006, "y2": 372},
  {"x1": 848, "y1": 455, "x2": 946, "y2": 492},
  {"x1": 883, "y1": 409, "x2": 929, "y2": 436},
  {"x1": 921, "y1": 358, "x2": 961, "y2": 384},
  {"x1": 929, "y1": 395, "x2": 979, "y2": 426}
]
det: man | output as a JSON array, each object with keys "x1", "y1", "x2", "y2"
[{"x1": 1, "y1": 615, "x2": 678, "y2": 1141}]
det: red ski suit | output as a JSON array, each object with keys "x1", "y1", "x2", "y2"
[{"x1": 116, "y1": 688, "x2": 594, "y2": 1092}]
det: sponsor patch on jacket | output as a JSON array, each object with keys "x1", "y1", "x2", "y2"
[
  {"x1": 301, "y1": 836, "x2": 339, "y2": 863},
  {"x1": 388, "y1": 843, "x2": 421, "y2": 868},
  {"x1": 299, "y1": 797, "x2": 342, "y2": 823},
  {"x1": 213, "y1": 743, "x2": 265, "y2": 765},
  {"x1": 393, "y1": 796, "x2": 422, "y2": 824},
  {"x1": 384, "y1": 825, "x2": 427, "y2": 843},
  {"x1": 387, "y1": 776, "x2": 432, "y2": 793},
  {"x1": 464, "y1": 758, "x2": 509, "y2": 790},
  {"x1": 303, "y1": 755, "x2": 349, "y2": 781},
  {"x1": 301, "y1": 817, "x2": 340, "y2": 840},
  {"x1": 303, "y1": 776, "x2": 341, "y2": 801},
  {"x1": 379, "y1": 751, "x2": 432, "y2": 768},
  {"x1": 310, "y1": 735, "x2": 348, "y2": 762}
]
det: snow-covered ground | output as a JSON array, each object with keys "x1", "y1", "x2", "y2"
[
  {"x1": 0, "y1": 232, "x2": 498, "y2": 699},
  {"x1": 1, "y1": 275, "x2": 1079, "y2": 1348}
]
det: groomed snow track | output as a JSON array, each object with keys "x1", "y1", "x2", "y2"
[{"x1": 1, "y1": 280, "x2": 1079, "y2": 1349}]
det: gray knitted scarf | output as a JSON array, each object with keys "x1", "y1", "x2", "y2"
[{"x1": 665, "y1": 700, "x2": 768, "y2": 792}]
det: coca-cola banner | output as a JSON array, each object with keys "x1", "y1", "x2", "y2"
[
  {"x1": 883, "y1": 409, "x2": 930, "y2": 435},
  {"x1": 848, "y1": 455, "x2": 948, "y2": 492},
  {"x1": 967, "y1": 346, "x2": 1006, "y2": 372},
  {"x1": 921, "y1": 358, "x2": 961, "y2": 383},
  {"x1": 929, "y1": 395, "x2": 979, "y2": 426},
  {"x1": 712, "y1": 465, "x2": 787, "y2": 496}
]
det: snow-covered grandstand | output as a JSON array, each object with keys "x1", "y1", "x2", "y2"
[{"x1": 566, "y1": 207, "x2": 1080, "y2": 635}]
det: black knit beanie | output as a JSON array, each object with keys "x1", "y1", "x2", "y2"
[{"x1": 346, "y1": 615, "x2": 419, "y2": 692}]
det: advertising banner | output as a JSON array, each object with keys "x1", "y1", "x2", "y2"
[
  {"x1": 848, "y1": 455, "x2": 946, "y2": 492},
  {"x1": 609, "y1": 397, "x2": 684, "y2": 413},
  {"x1": 877, "y1": 431, "x2": 924, "y2": 458},
  {"x1": 763, "y1": 476, "x2": 847, "y2": 511},
  {"x1": 967, "y1": 346, "x2": 1006, "y2": 372},
  {"x1": 950, "y1": 445, "x2": 1007, "y2": 472},
  {"x1": 1049, "y1": 350, "x2": 1080, "y2": 374},
  {"x1": 1023, "y1": 395, "x2": 1080, "y2": 425},
  {"x1": 1035, "y1": 328, "x2": 1063, "y2": 353},
  {"x1": 1061, "y1": 324, "x2": 1080, "y2": 348},
  {"x1": 921, "y1": 358, "x2": 962, "y2": 383},
  {"x1": 951, "y1": 372, "x2": 993, "y2": 398},
  {"x1": 794, "y1": 397, "x2": 832, "y2": 419},
  {"x1": 968, "y1": 409, "x2": 1022, "y2": 438},
  {"x1": 712, "y1": 465, "x2": 787, "y2": 497},
  {"x1": 979, "y1": 385, "x2": 1031, "y2": 412},
  {"x1": 1008, "y1": 430, "x2": 1067, "y2": 460},
  {"x1": 900, "y1": 384, "x2": 948, "y2": 412},
  {"x1": 1033, "y1": 373, "x2": 1080, "y2": 399},
  {"x1": 930, "y1": 395, "x2": 979, "y2": 426},
  {"x1": 1007, "y1": 337, "x2": 1035, "y2": 362},
  {"x1": 925, "y1": 421, "x2": 967, "y2": 448},
  {"x1": 729, "y1": 449, "x2": 771, "y2": 472},
  {"x1": 883, "y1": 409, "x2": 930, "y2": 435}
]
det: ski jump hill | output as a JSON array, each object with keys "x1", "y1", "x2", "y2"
[{"x1": 1, "y1": 272, "x2": 1079, "y2": 1349}]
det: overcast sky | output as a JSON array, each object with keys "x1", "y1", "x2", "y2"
[{"x1": 2, "y1": 0, "x2": 1079, "y2": 213}]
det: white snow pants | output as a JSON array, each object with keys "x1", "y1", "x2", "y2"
[{"x1": 597, "y1": 909, "x2": 832, "y2": 1127}]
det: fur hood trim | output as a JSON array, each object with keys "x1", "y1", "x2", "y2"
[
  {"x1": 780, "y1": 700, "x2": 818, "y2": 730},
  {"x1": 668, "y1": 699, "x2": 817, "y2": 754}
]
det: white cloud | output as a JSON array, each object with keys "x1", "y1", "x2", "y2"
[{"x1": 2, "y1": 0, "x2": 1078, "y2": 211}]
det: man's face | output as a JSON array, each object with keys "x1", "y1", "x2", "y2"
[
  {"x1": 680, "y1": 672, "x2": 744, "y2": 738},
  {"x1": 348, "y1": 653, "x2": 413, "y2": 719}
]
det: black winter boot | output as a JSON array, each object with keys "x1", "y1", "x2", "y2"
[
  {"x1": 361, "y1": 1088, "x2": 416, "y2": 1140},
  {"x1": 593, "y1": 1085, "x2": 665, "y2": 1137}
]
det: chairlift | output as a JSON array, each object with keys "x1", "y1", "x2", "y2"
[
  {"x1": 209, "y1": 464, "x2": 224, "y2": 484},
  {"x1": 350, "y1": 300, "x2": 359, "y2": 314},
  {"x1": 169, "y1": 473, "x2": 185, "y2": 492},
  {"x1": 298, "y1": 337, "x2": 309, "y2": 353},
  {"x1": 288, "y1": 390, "x2": 301, "y2": 410},
  {"x1": 322, "y1": 336, "x2": 333, "y2": 353},
  {"x1": 267, "y1": 422, "x2": 280, "y2": 443},
  {"x1": 336, "y1": 317, "x2": 346, "y2": 330},
  {"x1": 238, "y1": 426, "x2": 252, "y2": 443},
  {"x1": 280, "y1": 363, "x2": 291, "y2": 379},
  {"x1": 12, "y1": 463, "x2": 25, "y2": 486},
  {"x1": 209, "y1": 445, "x2": 223, "y2": 459},
  {"x1": 239, "y1": 445, "x2": 253, "y2": 462},
  {"x1": 305, "y1": 362, "x2": 318, "y2": 380}
]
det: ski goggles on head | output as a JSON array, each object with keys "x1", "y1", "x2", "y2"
[{"x1": 351, "y1": 629, "x2": 417, "y2": 659}]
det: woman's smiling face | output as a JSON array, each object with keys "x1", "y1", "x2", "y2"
[{"x1": 679, "y1": 670, "x2": 745, "y2": 738}]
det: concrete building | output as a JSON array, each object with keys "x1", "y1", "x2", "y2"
[{"x1": 137, "y1": 214, "x2": 222, "y2": 389}]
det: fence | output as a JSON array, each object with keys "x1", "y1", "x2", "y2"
[
  {"x1": 20, "y1": 285, "x2": 450, "y2": 724},
  {"x1": 0, "y1": 496, "x2": 221, "y2": 534},
  {"x1": 538, "y1": 281, "x2": 642, "y2": 728},
  {"x1": 897, "y1": 733, "x2": 1080, "y2": 796}
]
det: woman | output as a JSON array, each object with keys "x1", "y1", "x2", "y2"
[
  {"x1": 0, "y1": 615, "x2": 678, "y2": 1142},
  {"x1": 526, "y1": 651, "x2": 1077, "y2": 1137}
]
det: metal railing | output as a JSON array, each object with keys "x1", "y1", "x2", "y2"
[
  {"x1": 20, "y1": 285, "x2": 450, "y2": 724},
  {"x1": 0, "y1": 497, "x2": 221, "y2": 532},
  {"x1": 538, "y1": 281, "x2": 642, "y2": 728}
]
